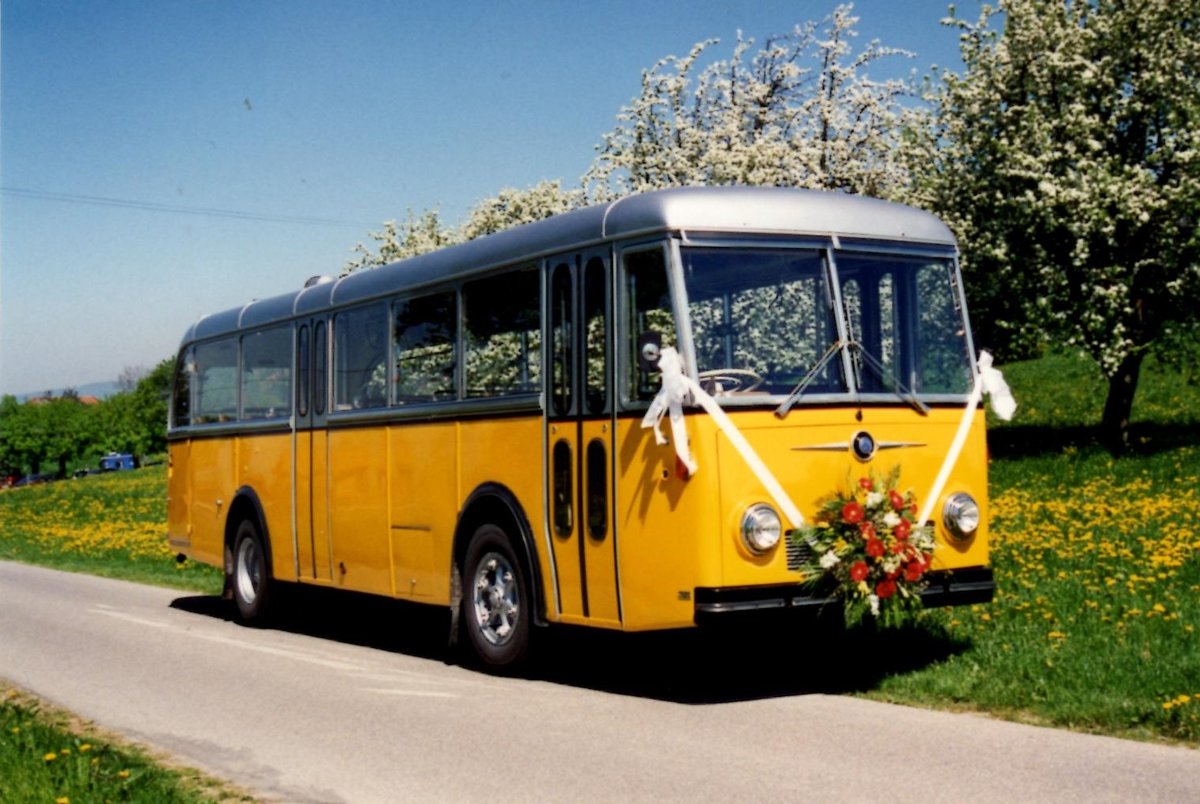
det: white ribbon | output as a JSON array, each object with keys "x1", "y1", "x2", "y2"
[
  {"x1": 640, "y1": 348, "x2": 1015, "y2": 535},
  {"x1": 641, "y1": 348, "x2": 805, "y2": 529},
  {"x1": 917, "y1": 350, "x2": 1016, "y2": 525}
]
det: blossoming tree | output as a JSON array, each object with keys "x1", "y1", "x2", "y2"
[
  {"x1": 912, "y1": 0, "x2": 1200, "y2": 450},
  {"x1": 584, "y1": 4, "x2": 917, "y2": 201}
]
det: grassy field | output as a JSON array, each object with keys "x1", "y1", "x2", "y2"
[
  {"x1": 0, "y1": 351, "x2": 1197, "y2": 752},
  {"x1": 0, "y1": 467, "x2": 222, "y2": 594}
]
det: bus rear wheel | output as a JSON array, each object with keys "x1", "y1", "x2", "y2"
[
  {"x1": 462, "y1": 524, "x2": 531, "y2": 672},
  {"x1": 232, "y1": 518, "x2": 272, "y2": 624}
]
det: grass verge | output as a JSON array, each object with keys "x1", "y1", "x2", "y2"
[{"x1": 0, "y1": 684, "x2": 252, "y2": 803}]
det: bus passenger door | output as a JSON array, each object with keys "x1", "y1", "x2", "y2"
[
  {"x1": 546, "y1": 252, "x2": 621, "y2": 626},
  {"x1": 294, "y1": 318, "x2": 333, "y2": 582}
]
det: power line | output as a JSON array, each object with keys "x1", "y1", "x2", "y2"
[{"x1": 1, "y1": 186, "x2": 375, "y2": 228}]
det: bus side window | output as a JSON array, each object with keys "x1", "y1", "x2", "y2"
[
  {"x1": 334, "y1": 304, "x2": 388, "y2": 410},
  {"x1": 241, "y1": 325, "x2": 292, "y2": 420},
  {"x1": 623, "y1": 248, "x2": 675, "y2": 401},
  {"x1": 194, "y1": 338, "x2": 238, "y2": 423},
  {"x1": 393, "y1": 291, "x2": 457, "y2": 404},
  {"x1": 463, "y1": 267, "x2": 541, "y2": 397},
  {"x1": 172, "y1": 347, "x2": 193, "y2": 428}
]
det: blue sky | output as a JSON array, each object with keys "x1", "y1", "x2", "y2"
[{"x1": 0, "y1": 0, "x2": 978, "y2": 396}]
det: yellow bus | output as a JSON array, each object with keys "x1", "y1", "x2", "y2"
[{"x1": 167, "y1": 186, "x2": 995, "y2": 670}]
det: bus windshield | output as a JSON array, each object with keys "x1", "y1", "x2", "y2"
[{"x1": 678, "y1": 245, "x2": 974, "y2": 402}]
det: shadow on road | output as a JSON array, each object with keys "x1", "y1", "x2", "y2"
[
  {"x1": 533, "y1": 616, "x2": 968, "y2": 703},
  {"x1": 170, "y1": 587, "x2": 967, "y2": 704}
]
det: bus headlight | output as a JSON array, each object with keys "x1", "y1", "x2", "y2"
[
  {"x1": 741, "y1": 504, "x2": 782, "y2": 554},
  {"x1": 942, "y1": 492, "x2": 980, "y2": 541}
]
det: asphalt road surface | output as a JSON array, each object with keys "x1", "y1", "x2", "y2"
[{"x1": 1, "y1": 560, "x2": 1196, "y2": 802}]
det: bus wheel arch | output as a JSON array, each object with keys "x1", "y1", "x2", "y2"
[
  {"x1": 453, "y1": 484, "x2": 545, "y2": 670},
  {"x1": 225, "y1": 487, "x2": 274, "y2": 624}
]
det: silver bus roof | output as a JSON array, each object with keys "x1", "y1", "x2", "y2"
[{"x1": 182, "y1": 186, "x2": 956, "y2": 344}]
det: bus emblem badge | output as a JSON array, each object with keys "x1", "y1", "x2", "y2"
[{"x1": 851, "y1": 431, "x2": 876, "y2": 462}]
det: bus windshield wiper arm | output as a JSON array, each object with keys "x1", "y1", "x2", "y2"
[
  {"x1": 846, "y1": 341, "x2": 929, "y2": 416},
  {"x1": 775, "y1": 340, "x2": 844, "y2": 419}
]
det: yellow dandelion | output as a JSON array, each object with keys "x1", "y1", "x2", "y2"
[
  {"x1": 56, "y1": 798, "x2": 69, "y2": 804},
  {"x1": 60, "y1": 748, "x2": 70, "y2": 755},
  {"x1": 118, "y1": 769, "x2": 130, "y2": 779},
  {"x1": 43, "y1": 752, "x2": 57, "y2": 762},
  {"x1": 79, "y1": 743, "x2": 92, "y2": 752}
]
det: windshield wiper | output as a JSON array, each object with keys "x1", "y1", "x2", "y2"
[
  {"x1": 775, "y1": 340, "x2": 844, "y2": 419},
  {"x1": 846, "y1": 341, "x2": 929, "y2": 416},
  {"x1": 774, "y1": 339, "x2": 930, "y2": 418}
]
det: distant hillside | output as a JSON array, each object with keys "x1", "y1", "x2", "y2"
[{"x1": 12, "y1": 380, "x2": 119, "y2": 402}]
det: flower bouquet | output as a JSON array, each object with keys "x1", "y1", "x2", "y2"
[{"x1": 791, "y1": 467, "x2": 935, "y2": 627}]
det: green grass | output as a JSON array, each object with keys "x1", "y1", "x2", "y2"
[
  {"x1": 0, "y1": 685, "x2": 250, "y2": 803},
  {"x1": 0, "y1": 467, "x2": 222, "y2": 594}
]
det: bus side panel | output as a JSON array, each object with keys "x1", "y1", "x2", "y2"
[
  {"x1": 166, "y1": 440, "x2": 192, "y2": 556},
  {"x1": 328, "y1": 425, "x2": 392, "y2": 596},
  {"x1": 613, "y1": 415, "x2": 723, "y2": 631},
  {"x1": 238, "y1": 432, "x2": 296, "y2": 583},
  {"x1": 188, "y1": 436, "x2": 237, "y2": 569},
  {"x1": 457, "y1": 416, "x2": 545, "y2": 602},
  {"x1": 388, "y1": 421, "x2": 457, "y2": 602}
]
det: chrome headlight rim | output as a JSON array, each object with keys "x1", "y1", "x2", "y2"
[
  {"x1": 942, "y1": 492, "x2": 980, "y2": 541},
  {"x1": 741, "y1": 503, "x2": 783, "y2": 555}
]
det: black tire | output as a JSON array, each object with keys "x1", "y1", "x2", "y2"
[
  {"x1": 461, "y1": 524, "x2": 532, "y2": 672},
  {"x1": 231, "y1": 518, "x2": 272, "y2": 624}
]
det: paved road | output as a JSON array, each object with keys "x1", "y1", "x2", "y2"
[{"x1": 1, "y1": 561, "x2": 1196, "y2": 802}]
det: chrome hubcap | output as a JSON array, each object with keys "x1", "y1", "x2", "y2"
[
  {"x1": 236, "y1": 537, "x2": 262, "y2": 605},
  {"x1": 471, "y1": 551, "x2": 519, "y2": 646}
]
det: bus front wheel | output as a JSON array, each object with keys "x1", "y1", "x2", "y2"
[
  {"x1": 232, "y1": 518, "x2": 272, "y2": 624},
  {"x1": 462, "y1": 524, "x2": 531, "y2": 672}
]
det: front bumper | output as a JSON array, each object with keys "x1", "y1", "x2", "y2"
[{"x1": 693, "y1": 567, "x2": 994, "y2": 623}]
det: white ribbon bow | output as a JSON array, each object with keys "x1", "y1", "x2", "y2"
[{"x1": 641, "y1": 347, "x2": 804, "y2": 529}]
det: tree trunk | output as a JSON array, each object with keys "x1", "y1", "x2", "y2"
[{"x1": 1100, "y1": 351, "x2": 1144, "y2": 454}]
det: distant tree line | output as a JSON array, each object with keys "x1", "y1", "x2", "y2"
[
  {"x1": 349, "y1": 1, "x2": 1198, "y2": 452},
  {"x1": 0, "y1": 359, "x2": 173, "y2": 480}
]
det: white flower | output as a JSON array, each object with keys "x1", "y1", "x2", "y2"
[
  {"x1": 819, "y1": 550, "x2": 840, "y2": 569},
  {"x1": 883, "y1": 511, "x2": 901, "y2": 528},
  {"x1": 869, "y1": 595, "x2": 880, "y2": 617},
  {"x1": 867, "y1": 491, "x2": 884, "y2": 508}
]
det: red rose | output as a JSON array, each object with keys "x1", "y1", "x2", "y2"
[
  {"x1": 850, "y1": 561, "x2": 869, "y2": 582},
  {"x1": 904, "y1": 561, "x2": 924, "y2": 582},
  {"x1": 908, "y1": 500, "x2": 919, "y2": 516},
  {"x1": 859, "y1": 477, "x2": 874, "y2": 491},
  {"x1": 886, "y1": 568, "x2": 901, "y2": 581},
  {"x1": 889, "y1": 490, "x2": 905, "y2": 510},
  {"x1": 893, "y1": 519, "x2": 911, "y2": 541},
  {"x1": 891, "y1": 541, "x2": 906, "y2": 554},
  {"x1": 876, "y1": 579, "x2": 897, "y2": 599},
  {"x1": 842, "y1": 501, "x2": 865, "y2": 524},
  {"x1": 859, "y1": 521, "x2": 876, "y2": 540},
  {"x1": 866, "y1": 537, "x2": 885, "y2": 559}
]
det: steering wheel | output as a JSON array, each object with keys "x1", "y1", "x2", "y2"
[{"x1": 698, "y1": 368, "x2": 765, "y2": 394}]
